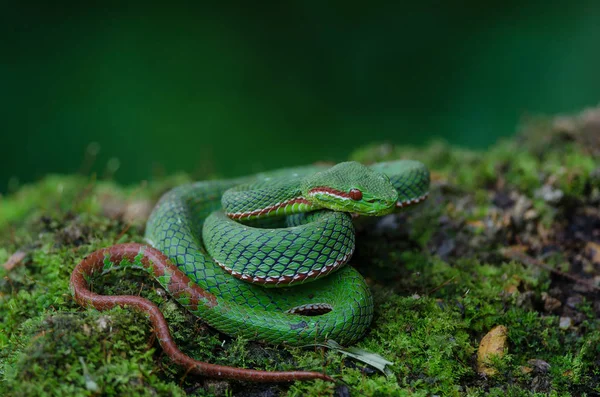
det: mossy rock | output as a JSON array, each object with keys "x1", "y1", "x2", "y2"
[{"x1": 1, "y1": 107, "x2": 600, "y2": 396}]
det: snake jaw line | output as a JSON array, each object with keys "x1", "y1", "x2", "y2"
[{"x1": 396, "y1": 192, "x2": 429, "y2": 208}]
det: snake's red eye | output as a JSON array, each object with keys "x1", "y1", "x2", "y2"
[{"x1": 349, "y1": 188, "x2": 362, "y2": 201}]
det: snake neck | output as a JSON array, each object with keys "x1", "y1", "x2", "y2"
[
  {"x1": 226, "y1": 195, "x2": 317, "y2": 220},
  {"x1": 222, "y1": 180, "x2": 320, "y2": 221}
]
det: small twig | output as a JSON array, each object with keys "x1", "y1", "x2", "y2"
[
  {"x1": 427, "y1": 276, "x2": 457, "y2": 295},
  {"x1": 79, "y1": 142, "x2": 101, "y2": 176},
  {"x1": 137, "y1": 282, "x2": 145, "y2": 297},
  {"x1": 113, "y1": 223, "x2": 132, "y2": 244},
  {"x1": 501, "y1": 248, "x2": 600, "y2": 292},
  {"x1": 73, "y1": 174, "x2": 98, "y2": 210},
  {"x1": 9, "y1": 226, "x2": 17, "y2": 245}
]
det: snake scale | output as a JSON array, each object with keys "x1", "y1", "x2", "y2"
[{"x1": 70, "y1": 160, "x2": 430, "y2": 382}]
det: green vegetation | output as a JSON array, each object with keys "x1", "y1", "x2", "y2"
[{"x1": 1, "y1": 108, "x2": 599, "y2": 396}]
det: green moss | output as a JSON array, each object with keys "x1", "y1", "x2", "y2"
[
  {"x1": 2, "y1": 311, "x2": 186, "y2": 396},
  {"x1": 2, "y1": 109, "x2": 599, "y2": 395}
]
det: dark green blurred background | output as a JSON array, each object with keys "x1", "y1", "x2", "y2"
[{"x1": 2, "y1": 2, "x2": 599, "y2": 193}]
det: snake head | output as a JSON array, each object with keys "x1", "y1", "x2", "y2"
[{"x1": 301, "y1": 161, "x2": 398, "y2": 216}]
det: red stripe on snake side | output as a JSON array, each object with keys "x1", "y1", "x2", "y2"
[{"x1": 307, "y1": 187, "x2": 352, "y2": 199}]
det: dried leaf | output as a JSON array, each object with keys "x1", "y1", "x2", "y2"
[{"x1": 477, "y1": 325, "x2": 508, "y2": 376}]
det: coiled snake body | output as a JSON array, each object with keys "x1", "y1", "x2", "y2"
[{"x1": 71, "y1": 160, "x2": 429, "y2": 382}]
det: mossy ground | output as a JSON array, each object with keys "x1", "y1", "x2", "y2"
[{"x1": 1, "y1": 107, "x2": 600, "y2": 396}]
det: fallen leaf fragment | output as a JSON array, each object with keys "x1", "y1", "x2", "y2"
[
  {"x1": 3, "y1": 250, "x2": 27, "y2": 271},
  {"x1": 100, "y1": 194, "x2": 153, "y2": 224},
  {"x1": 123, "y1": 200, "x2": 153, "y2": 224},
  {"x1": 520, "y1": 366, "x2": 533, "y2": 374},
  {"x1": 503, "y1": 284, "x2": 519, "y2": 295},
  {"x1": 559, "y1": 317, "x2": 572, "y2": 329},
  {"x1": 541, "y1": 292, "x2": 562, "y2": 312},
  {"x1": 505, "y1": 245, "x2": 528, "y2": 254},
  {"x1": 467, "y1": 220, "x2": 485, "y2": 230},
  {"x1": 585, "y1": 242, "x2": 600, "y2": 265},
  {"x1": 477, "y1": 325, "x2": 508, "y2": 376}
]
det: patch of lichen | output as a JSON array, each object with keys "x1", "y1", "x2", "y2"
[{"x1": 1, "y1": 107, "x2": 600, "y2": 396}]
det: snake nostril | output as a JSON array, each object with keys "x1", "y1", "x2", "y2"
[{"x1": 286, "y1": 303, "x2": 333, "y2": 316}]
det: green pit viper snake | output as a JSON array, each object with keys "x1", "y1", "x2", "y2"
[{"x1": 71, "y1": 160, "x2": 429, "y2": 382}]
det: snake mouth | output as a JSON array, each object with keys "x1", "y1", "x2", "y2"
[{"x1": 286, "y1": 303, "x2": 333, "y2": 316}]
